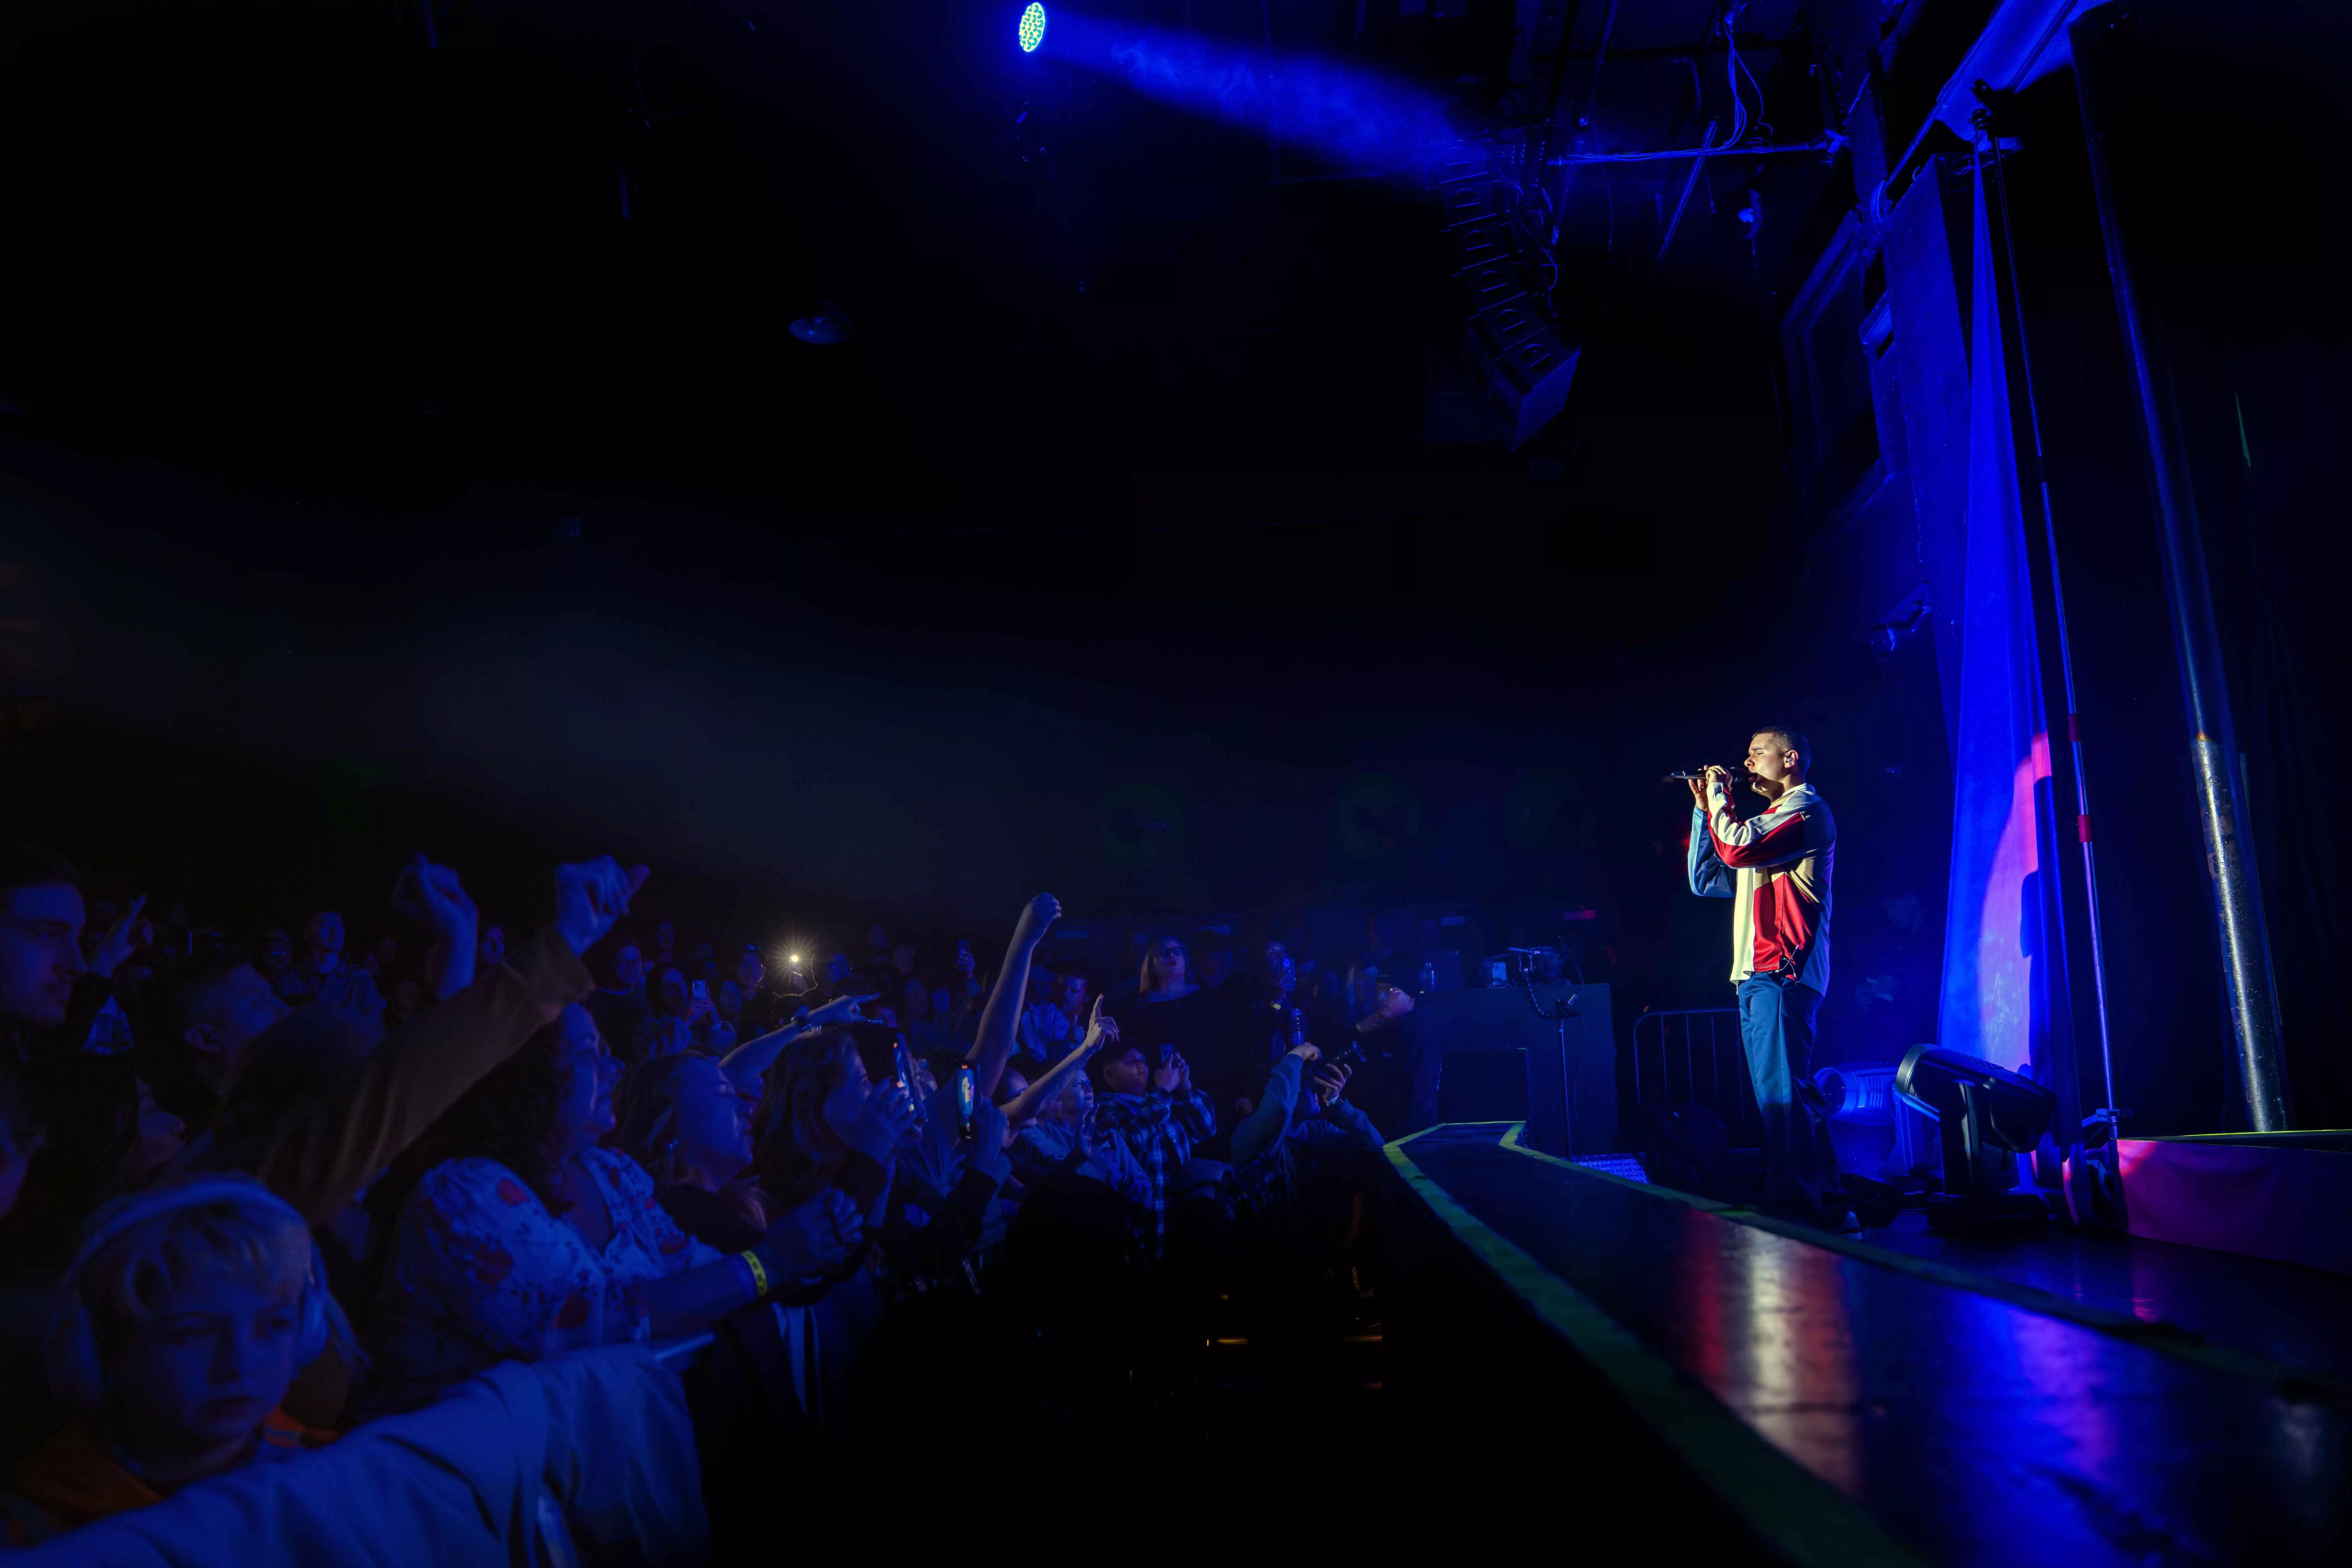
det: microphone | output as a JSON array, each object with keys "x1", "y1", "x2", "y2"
[{"x1": 1663, "y1": 768, "x2": 1713, "y2": 782}]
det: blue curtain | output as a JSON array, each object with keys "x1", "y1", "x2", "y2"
[{"x1": 1937, "y1": 150, "x2": 2068, "y2": 1089}]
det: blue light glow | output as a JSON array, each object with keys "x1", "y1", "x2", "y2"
[
  {"x1": 1018, "y1": 4, "x2": 1047, "y2": 53},
  {"x1": 1045, "y1": 14, "x2": 1454, "y2": 175}
]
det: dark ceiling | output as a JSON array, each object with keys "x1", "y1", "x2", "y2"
[
  {"x1": 0, "y1": 0, "x2": 1842, "y2": 559},
  {"x1": 0, "y1": 0, "x2": 1869, "y2": 924}
]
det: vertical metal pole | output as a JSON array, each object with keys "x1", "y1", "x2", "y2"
[{"x1": 2072, "y1": 7, "x2": 2291, "y2": 1128}]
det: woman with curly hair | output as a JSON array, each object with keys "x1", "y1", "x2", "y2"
[{"x1": 362, "y1": 1003, "x2": 861, "y2": 1413}]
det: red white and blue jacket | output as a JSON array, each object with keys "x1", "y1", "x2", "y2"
[{"x1": 1686, "y1": 780, "x2": 1835, "y2": 993}]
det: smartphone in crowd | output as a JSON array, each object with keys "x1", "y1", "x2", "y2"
[
  {"x1": 954, "y1": 1064, "x2": 977, "y2": 1141},
  {"x1": 892, "y1": 1041, "x2": 921, "y2": 1105},
  {"x1": 691, "y1": 978, "x2": 709, "y2": 1002}
]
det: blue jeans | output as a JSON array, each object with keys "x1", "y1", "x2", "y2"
[{"x1": 1736, "y1": 975, "x2": 1843, "y2": 1220}]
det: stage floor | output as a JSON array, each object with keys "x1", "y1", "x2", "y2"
[{"x1": 1386, "y1": 1122, "x2": 2349, "y2": 1566}]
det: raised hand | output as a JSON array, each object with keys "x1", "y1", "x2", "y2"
[
  {"x1": 804, "y1": 991, "x2": 877, "y2": 1029},
  {"x1": 393, "y1": 855, "x2": 479, "y2": 944},
  {"x1": 817, "y1": 1187, "x2": 864, "y2": 1254},
  {"x1": 88, "y1": 895, "x2": 151, "y2": 979},
  {"x1": 838, "y1": 1074, "x2": 919, "y2": 1164},
  {"x1": 1011, "y1": 892, "x2": 1062, "y2": 950},
  {"x1": 1152, "y1": 1049, "x2": 1184, "y2": 1094},
  {"x1": 1286, "y1": 1039, "x2": 1321, "y2": 1062},
  {"x1": 1309, "y1": 1061, "x2": 1353, "y2": 1106},
  {"x1": 553, "y1": 856, "x2": 651, "y2": 956},
  {"x1": 1078, "y1": 996, "x2": 1119, "y2": 1056}
]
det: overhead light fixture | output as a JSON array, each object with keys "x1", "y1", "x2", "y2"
[
  {"x1": 1018, "y1": 3, "x2": 1047, "y2": 53},
  {"x1": 1895, "y1": 1044, "x2": 2058, "y2": 1232}
]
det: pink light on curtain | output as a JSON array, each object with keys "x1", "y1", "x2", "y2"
[{"x1": 1975, "y1": 730, "x2": 2054, "y2": 1072}]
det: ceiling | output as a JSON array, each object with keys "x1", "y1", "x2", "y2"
[{"x1": 0, "y1": 0, "x2": 1855, "y2": 633}]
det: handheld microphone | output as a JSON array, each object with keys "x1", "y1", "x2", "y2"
[{"x1": 1663, "y1": 768, "x2": 1712, "y2": 782}]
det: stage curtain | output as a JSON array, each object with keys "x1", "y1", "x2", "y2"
[{"x1": 1935, "y1": 148, "x2": 2078, "y2": 1160}]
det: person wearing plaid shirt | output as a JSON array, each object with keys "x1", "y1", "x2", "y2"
[{"x1": 1088, "y1": 1041, "x2": 1215, "y2": 1258}]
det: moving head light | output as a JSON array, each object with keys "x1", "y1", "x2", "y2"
[{"x1": 1895, "y1": 1044, "x2": 2058, "y2": 1232}]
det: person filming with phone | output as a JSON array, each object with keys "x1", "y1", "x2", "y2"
[{"x1": 1684, "y1": 726, "x2": 1850, "y2": 1230}]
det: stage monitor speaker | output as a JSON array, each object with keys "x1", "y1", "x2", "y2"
[{"x1": 1412, "y1": 983, "x2": 1616, "y2": 1159}]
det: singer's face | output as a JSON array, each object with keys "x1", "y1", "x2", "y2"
[{"x1": 1746, "y1": 733, "x2": 1800, "y2": 787}]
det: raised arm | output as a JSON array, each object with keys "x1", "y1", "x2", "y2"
[
  {"x1": 1687, "y1": 803, "x2": 1735, "y2": 897},
  {"x1": 997, "y1": 998, "x2": 1115, "y2": 1129},
  {"x1": 221, "y1": 857, "x2": 642, "y2": 1224},
  {"x1": 967, "y1": 893, "x2": 1061, "y2": 1098},
  {"x1": 1230, "y1": 1046, "x2": 1312, "y2": 1169},
  {"x1": 1685, "y1": 775, "x2": 1736, "y2": 897},
  {"x1": 720, "y1": 991, "x2": 877, "y2": 1092},
  {"x1": 394, "y1": 854, "x2": 480, "y2": 1000}
]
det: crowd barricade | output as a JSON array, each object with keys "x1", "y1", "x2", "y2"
[{"x1": 13, "y1": 1344, "x2": 706, "y2": 1567}]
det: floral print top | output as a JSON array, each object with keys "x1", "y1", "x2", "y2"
[{"x1": 370, "y1": 1146, "x2": 721, "y2": 1411}]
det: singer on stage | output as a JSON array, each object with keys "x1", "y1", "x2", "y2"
[{"x1": 1684, "y1": 726, "x2": 1849, "y2": 1229}]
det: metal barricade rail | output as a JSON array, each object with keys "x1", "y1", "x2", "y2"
[{"x1": 1630, "y1": 1008, "x2": 1761, "y2": 1149}]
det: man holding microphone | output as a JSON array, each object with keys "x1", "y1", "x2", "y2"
[{"x1": 1685, "y1": 726, "x2": 1850, "y2": 1229}]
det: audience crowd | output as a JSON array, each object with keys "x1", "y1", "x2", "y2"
[{"x1": 0, "y1": 842, "x2": 1434, "y2": 1560}]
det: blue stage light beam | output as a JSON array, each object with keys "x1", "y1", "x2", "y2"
[
  {"x1": 1030, "y1": 13, "x2": 1458, "y2": 176},
  {"x1": 1018, "y1": 4, "x2": 1047, "y2": 54}
]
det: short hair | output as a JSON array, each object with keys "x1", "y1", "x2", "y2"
[
  {"x1": 157, "y1": 947, "x2": 255, "y2": 1042},
  {"x1": 0, "y1": 843, "x2": 80, "y2": 900},
  {"x1": 1751, "y1": 725, "x2": 1811, "y2": 772},
  {"x1": 227, "y1": 1005, "x2": 376, "y2": 1110},
  {"x1": 50, "y1": 1176, "x2": 347, "y2": 1407},
  {"x1": 1089, "y1": 1041, "x2": 1149, "y2": 1088}
]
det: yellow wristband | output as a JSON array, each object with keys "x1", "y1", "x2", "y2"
[{"x1": 739, "y1": 1249, "x2": 769, "y2": 1297}]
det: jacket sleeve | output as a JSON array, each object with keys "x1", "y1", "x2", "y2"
[
  {"x1": 227, "y1": 926, "x2": 592, "y2": 1224},
  {"x1": 1686, "y1": 805, "x2": 1734, "y2": 898},
  {"x1": 1229, "y1": 1056, "x2": 1303, "y2": 1170},
  {"x1": 1293, "y1": 1094, "x2": 1384, "y2": 1153},
  {"x1": 1170, "y1": 1087, "x2": 1217, "y2": 1143},
  {"x1": 1706, "y1": 792, "x2": 1830, "y2": 870}
]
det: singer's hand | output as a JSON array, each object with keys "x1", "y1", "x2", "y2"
[{"x1": 1687, "y1": 776, "x2": 1707, "y2": 810}]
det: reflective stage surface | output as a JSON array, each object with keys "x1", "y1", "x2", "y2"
[{"x1": 1388, "y1": 1123, "x2": 2349, "y2": 1566}]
